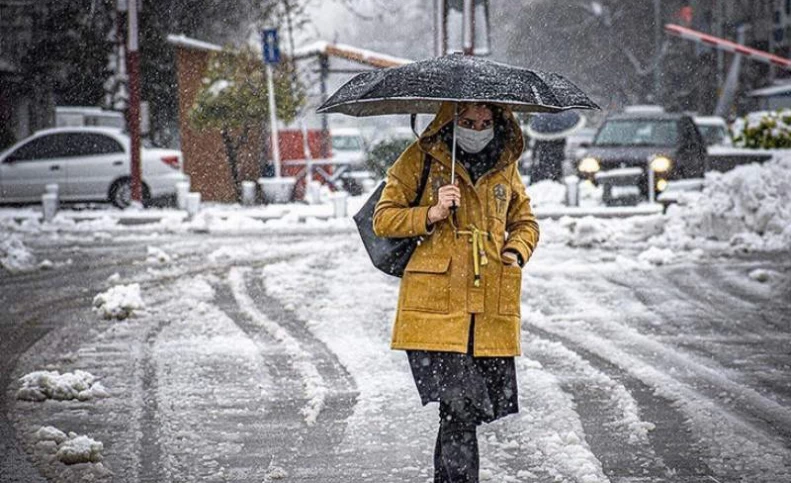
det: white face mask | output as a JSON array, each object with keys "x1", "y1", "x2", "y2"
[{"x1": 455, "y1": 125, "x2": 494, "y2": 154}]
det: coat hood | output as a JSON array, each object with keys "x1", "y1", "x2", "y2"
[{"x1": 417, "y1": 101, "x2": 525, "y2": 172}]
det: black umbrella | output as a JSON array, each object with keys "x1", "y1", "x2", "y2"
[
  {"x1": 526, "y1": 110, "x2": 586, "y2": 141},
  {"x1": 317, "y1": 53, "x2": 598, "y2": 184},
  {"x1": 316, "y1": 53, "x2": 599, "y2": 116}
]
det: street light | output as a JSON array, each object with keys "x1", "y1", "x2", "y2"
[{"x1": 443, "y1": 0, "x2": 491, "y2": 56}]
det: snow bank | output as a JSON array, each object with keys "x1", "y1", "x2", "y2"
[
  {"x1": 527, "y1": 180, "x2": 567, "y2": 208},
  {"x1": 92, "y1": 283, "x2": 145, "y2": 320},
  {"x1": 17, "y1": 370, "x2": 109, "y2": 401},
  {"x1": 658, "y1": 153, "x2": 791, "y2": 251},
  {"x1": 0, "y1": 233, "x2": 38, "y2": 273}
]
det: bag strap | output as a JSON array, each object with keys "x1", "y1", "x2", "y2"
[{"x1": 410, "y1": 152, "x2": 432, "y2": 207}]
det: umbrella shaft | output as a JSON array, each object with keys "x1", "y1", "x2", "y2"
[{"x1": 451, "y1": 104, "x2": 458, "y2": 185}]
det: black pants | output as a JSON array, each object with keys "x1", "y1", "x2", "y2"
[
  {"x1": 434, "y1": 397, "x2": 480, "y2": 483},
  {"x1": 433, "y1": 319, "x2": 482, "y2": 483}
]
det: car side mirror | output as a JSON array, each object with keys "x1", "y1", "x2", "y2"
[
  {"x1": 579, "y1": 142, "x2": 590, "y2": 149},
  {"x1": 3, "y1": 156, "x2": 17, "y2": 164}
]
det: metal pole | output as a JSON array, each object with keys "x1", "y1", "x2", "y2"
[
  {"x1": 653, "y1": 0, "x2": 662, "y2": 104},
  {"x1": 435, "y1": 0, "x2": 445, "y2": 57},
  {"x1": 266, "y1": 63, "x2": 281, "y2": 178},
  {"x1": 463, "y1": 0, "x2": 475, "y2": 55},
  {"x1": 648, "y1": 162, "x2": 656, "y2": 204},
  {"x1": 319, "y1": 54, "x2": 330, "y2": 159},
  {"x1": 127, "y1": 0, "x2": 142, "y2": 203},
  {"x1": 300, "y1": 118, "x2": 313, "y2": 187}
]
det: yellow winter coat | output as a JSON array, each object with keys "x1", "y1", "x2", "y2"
[{"x1": 373, "y1": 102, "x2": 539, "y2": 357}]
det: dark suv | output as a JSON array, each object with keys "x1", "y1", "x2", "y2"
[{"x1": 576, "y1": 112, "x2": 706, "y2": 205}]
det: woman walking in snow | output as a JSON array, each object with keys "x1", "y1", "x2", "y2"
[{"x1": 373, "y1": 101, "x2": 540, "y2": 482}]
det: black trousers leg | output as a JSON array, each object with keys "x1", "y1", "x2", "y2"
[{"x1": 435, "y1": 400, "x2": 480, "y2": 483}]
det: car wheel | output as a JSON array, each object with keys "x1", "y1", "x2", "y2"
[{"x1": 109, "y1": 178, "x2": 150, "y2": 208}]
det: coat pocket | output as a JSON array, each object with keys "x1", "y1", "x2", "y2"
[
  {"x1": 402, "y1": 255, "x2": 451, "y2": 313},
  {"x1": 498, "y1": 265, "x2": 522, "y2": 316}
]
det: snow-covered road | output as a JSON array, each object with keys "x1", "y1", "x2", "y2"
[{"x1": 2, "y1": 228, "x2": 790, "y2": 482}]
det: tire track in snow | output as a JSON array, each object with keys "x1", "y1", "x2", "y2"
[
  {"x1": 521, "y1": 319, "x2": 713, "y2": 482},
  {"x1": 228, "y1": 266, "x2": 329, "y2": 426},
  {"x1": 222, "y1": 266, "x2": 359, "y2": 481}
]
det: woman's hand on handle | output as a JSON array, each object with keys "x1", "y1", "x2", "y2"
[{"x1": 427, "y1": 183, "x2": 460, "y2": 225}]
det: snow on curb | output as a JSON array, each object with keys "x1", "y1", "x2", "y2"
[
  {"x1": 92, "y1": 283, "x2": 145, "y2": 320},
  {"x1": 35, "y1": 426, "x2": 104, "y2": 465},
  {"x1": 17, "y1": 370, "x2": 110, "y2": 402}
]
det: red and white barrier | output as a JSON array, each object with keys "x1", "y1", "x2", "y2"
[{"x1": 665, "y1": 23, "x2": 791, "y2": 70}]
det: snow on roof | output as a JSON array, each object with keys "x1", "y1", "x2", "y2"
[
  {"x1": 166, "y1": 34, "x2": 222, "y2": 52},
  {"x1": 693, "y1": 116, "x2": 727, "y2": 126},
  {"x1": 749, "y1": 83, "x2": 791, "y2": 97},
  {"x1": 293, "y1": 41, "x2": 411, "y2": 68},
  {"x1": 32, "y1": 126, "x2": 125, "y2": 137}
]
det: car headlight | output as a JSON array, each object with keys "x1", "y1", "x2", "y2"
[
  {"x1": 656, "y1": 179, "x2": 668, "y2": 191},
  {"x1": 578, "y1": 157, "x2": 600, "y2": 174},
  {"x1": 650, "y1": 156, "x2": 672, "y2": 173}
]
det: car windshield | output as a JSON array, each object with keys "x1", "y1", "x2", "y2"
[
  {"x1": 697, "y1": 125, "x2": 729, "y2": 146},
  {"x1": 593, "y1": 120, "x2": 679, "y2": 147},
  {"x1": 332, "y1": 135, "x2": 362, "y2": 151}
]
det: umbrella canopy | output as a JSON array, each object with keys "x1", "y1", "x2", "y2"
[
  {"x1": 316, "y1": 53, "x2": 599, "y2": 116},
  {"x1": 526, "y1": 110, "x2": 586, "y2": 141}
]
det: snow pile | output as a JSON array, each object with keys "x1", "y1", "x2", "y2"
[
  {"x1": 637, "y1": 246, "x2": 675, "y2": 266},
  {"x1": 184, "y1": 211, "x2": 267, "y2": 233},
  {"x1": 578, "y1": 180, "x2": 603, "y2": 206},
  {"x1": 35, "y1": 426, "x2": 104, "y2": 464},
  {"x1": 0, "y1": 233, "x2": 38, "y2": 273},
  {"x1": 93, "y1": 283, "x2": 145, "y2": 320},
  {"x1": 659, "y1": 154, "x2": 791, "y2": 251},
  {"x1": 34, "y1": 427, "x2": 104, "y2": 465},
  {"x1": 527, "y1": 180, "x2": 567, "y2": 207},
  {"x1": 146, "y1": 246, "x2": 172, "y2": 263},
  {"x1": 17, "y1": 370, "x2": 110, "y2": 401}
]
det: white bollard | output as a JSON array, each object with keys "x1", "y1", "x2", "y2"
[
  {"x1": 45, "y1": 183, "x2": 59, "y2": 211},
  {"x1": 241, "y1": 181, "x2": 257, "y2": 206},
  {"x1": 331, "y1": 191, "x2": 348, "y2": 218},
  {"x1": 185, "y1": 192, "x2": 201, "y2": 218},
  {"x1": 306, "y1": 180, "x2": 322, "y2": 205},
  {"x1": 564, "y1": 175, "x2": 580, "y2": 207},
  {"x1": 176, "y1": 181, "x2": 190, "y2": 210},
  {"x1": 42, "y1": 193, "x2": 58, "y2": 222}
]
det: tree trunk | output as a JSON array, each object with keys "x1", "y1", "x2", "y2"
[{"x1": 221, "y1": 129, "x2": 243, "y2": 201}]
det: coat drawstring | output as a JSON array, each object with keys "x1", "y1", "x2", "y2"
[{"x1": 455, "y1": 225, "x2": 491, "y2": 287}]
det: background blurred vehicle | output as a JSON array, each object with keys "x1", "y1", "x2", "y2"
[
  {"x1": 575, "y1": 111, "x2": 707, "y2": 206},
  {"x1": 330, "y1": 127, "x2": 366, "y2": 166},
  {"x1": 329, "y1": 127, "x2": 373, "y2": 195},
  {"x1": 0, "y1": 127, "x2": 185, "y2": 207},
  {"x1": 693, "y1": 116, "x2": 733, "y2": 147}
]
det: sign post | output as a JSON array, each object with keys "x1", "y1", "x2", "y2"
[
  {"x1": 127, "y1": 0, "x2": 142, "y2": 203},
  {"x1": 262, "y1": 29, "x2": 282, "y2": 178}
]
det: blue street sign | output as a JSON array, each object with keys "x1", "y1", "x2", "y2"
[{"x1": 261, "y1": 29, "x2": 281, "y2": 64}]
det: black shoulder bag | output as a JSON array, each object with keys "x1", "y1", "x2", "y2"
[{"x1": 353, "y1": 153, "x2": 432, "y2": 277}]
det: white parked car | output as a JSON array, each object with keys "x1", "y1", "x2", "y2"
[
  {"x1": 0, "y1": 127, "x2": 186, "y2": 207},
  {"x1": 330, "y1": 127, "x2": 366, "y2": 166},
  {"x1": 693, "y1": 116, "x2": 733, "y2": 147}
]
